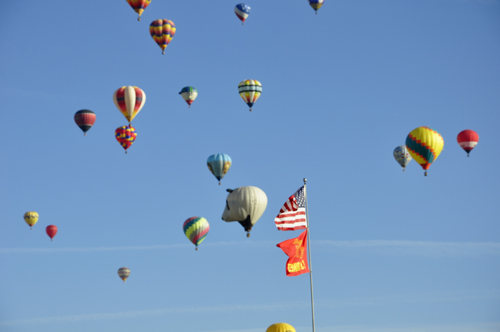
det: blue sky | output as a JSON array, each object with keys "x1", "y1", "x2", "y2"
[{"x1": 1, "y1": 1, "x2": 500, "y2": 331}]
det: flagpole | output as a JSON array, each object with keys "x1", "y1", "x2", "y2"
[{"x1": 303, "y1": 178, "x2": 316, "y2": 332}]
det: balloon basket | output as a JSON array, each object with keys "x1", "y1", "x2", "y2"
[
  {"x1": 246, "y1": 232, "x2": 250, "y2": 238},
  {"x1": 424, "y1": 171, "x2": 428, "y2": 176},
  {"x1": 195, "y1": 247, "x2": 198, "y2": 251}
]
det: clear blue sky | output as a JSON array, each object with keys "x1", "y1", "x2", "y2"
[{"x1": 1, "y1": 1, "x2": 500, "y2": 332}]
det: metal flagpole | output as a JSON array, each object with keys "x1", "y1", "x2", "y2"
[{"x1": 303, "y1": 178, "x2": 316, "y2": 332}]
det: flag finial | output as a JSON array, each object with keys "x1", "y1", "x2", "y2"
[{"x1": 303, "y1": 178, "x2": 307, "y2": 184}]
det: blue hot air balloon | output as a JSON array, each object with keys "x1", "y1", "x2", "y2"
[
  {"x1": 234, "y1": 4, "x2": 250, "y2": 25},
  {"x1": 207, "y1": 154, "x2": 232, "y2": 185}
]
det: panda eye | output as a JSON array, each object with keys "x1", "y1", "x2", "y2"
[{"x1": 226, "y1": 200, "x2": 230, "y2": 211}]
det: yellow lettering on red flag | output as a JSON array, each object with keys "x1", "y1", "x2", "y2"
[{"x1": 277, "y1": 230, "x2": 310, "y2": 277}]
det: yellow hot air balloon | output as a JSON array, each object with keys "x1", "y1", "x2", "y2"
[
  {"x1": 266, "y1": 323, "x2": 296, "y2": 332},
  {"x1": 405, "y1": 126, "x2": 444, "y2": 176},
  {"x1": 24, "y1": 211, "x2": 39, "y2": 229}
]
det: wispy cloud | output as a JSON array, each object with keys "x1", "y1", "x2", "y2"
[
  {"x1": 1, "y1": 240, "x2": 500, "y2": 256},
  {"x1": 1, "y1": 289, "x2": 498, "y2": 327}
]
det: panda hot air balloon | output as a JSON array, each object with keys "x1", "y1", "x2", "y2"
[
  {"x1": 457, "y1": 129, "x2": 479, "y2": 157},
  {"x1": 207, "y1": 154, "x2": 232, "y2": 185},
  {"x1": 183, "y1": 217, "x2": 209, "y2": 250},
  {"x1": 222, "y1": 186, "x2": 267, "y2": 237},
  {"x1": 405, "y1": 126, "x2": 444, "y2": 176},
  {"x1": 238, "y1": 80, "x2": 262, "y2": 111}
]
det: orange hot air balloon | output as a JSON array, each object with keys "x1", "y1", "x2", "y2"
[
  {"x1": 127, "y1": 0, "x2": 151, "y2": 21},
  {"x1": 149, "y1": 19, "x2": 176, "y2": 54},
  {"x1": 46, "y1": 225, "x2": 57, "y2": 241}
]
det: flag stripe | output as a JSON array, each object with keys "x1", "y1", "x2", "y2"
[{"x1": 275, "y1": 186, "x2": 307, "y2": 231}]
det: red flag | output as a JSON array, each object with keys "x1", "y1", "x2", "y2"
[{"x1": 276, "y1": 230, "x2": 310, "y2": 276}]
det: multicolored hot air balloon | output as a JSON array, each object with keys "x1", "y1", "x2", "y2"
[
  {"x1": 46, "y1": 225, "x2": 57, "y2": 241},
  {"x1": 115, "y1": 126, "x2": 137, "y2": 153},
  {"x1": 405, "y1": 126, "x2": 444, "y2": 176},
  {"x1": 308, "y1": 0, "x2": 324, "y2": 14},
  {"x1": 222, "y1": 186, "x2": 268, "y2": 237},
  {"x1": 179, "y1": 86, "x2": 198, "y2": 108},
  {"x1": 118, "y1": 267, "x2": 130, "y2": 283},
  {"x1": 150, "y1": 19, "x2": 176, "y2": 54},
  {"x1": 74, "y1": 110, "x2": 96, "y2": 136},
  {"x1": 113, "y1": 86, "x2": 146, "y2": 125},
  {"x1": 457, "y1": 129, "x2": 479, "y2": 157},
  {"x1": 24, "y1": 211, "x2": 39, "y2": 230},
  {"x1": 266, "y1": 323, "x2": 296, "y2": 332},
  {"x1": 207, "y1": 154, "x2": 232, "y2": 185},
  {"x1": 393, "y1": 145, "x2": 412, "y2": 171},
  {"x1": 126, "y1": 0, "x2": 151, "y2": 21},
  {"x1": 238, "y1": 80, "x2": 262, "y2": 111},
  {"x1": 234, "y1": 4, "x2": 250, "y2": 24},
  {"x1": 183, "y1": 217, "x2": 210, "y2": 250}
]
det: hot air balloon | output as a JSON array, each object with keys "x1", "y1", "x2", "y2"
[
  {"x1": 23, "y1": 211, "x2": 39, "y2": 230},
  {"x1": 74, "y1": 110, "x2": 96, "y2": 136},
  {"x1": 234, "y1": 4, "x2": 250, "y2": 24},
  {"x1": 266, "y1": 323, "x2": 296, "y2": 332},
  {"x1": 179, "y1": 86, "x2": 198, "y2": 108},
  {"x1": 308, "y1": 0, "x2": 324, "y2": 14},
  {"x1": 393, "y1": 145, "x2": 412, "y2": 171},
  {"x1": 207, "y1": 154, "x2": 232, "y2": 185},
  {"x1": 118, "y1": 267, "x2": 130, "y2": 283},
  {"x1": 405, "y1": 126, "x2": 444, "y2": 176},
  {"x1": 126, "y1": 0, "x2": 151, "y2": 21},
  {"x1": 221, "y1": 186, "x2": 267, "y2": 237},
  {"x1": 46, "y1": 225, "x2": 57, "y2": 241},
  {"x1": 113, "y1": 86, "x2": 146, "y2": 125},
  {"x1": 183, "y1": 217, "x2": 209, "y2": 250},
  {"x1": 115, "y1": 126, "x2": 137, "y2": 153},
  {"x1": 238, "y1": 80, "x2": 262, "y2": 111},
  {"x1": 457, "y1": 129, "x2": 479, "y2": 157},
  {"x1": 150, "y1": 19, "x2": 176, "y2": 54}
]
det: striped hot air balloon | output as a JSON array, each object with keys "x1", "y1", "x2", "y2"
[
  {"x1": 118, "y1": 267, "x2": 130, "y2": 283},
  {"x1": 308, "y1": 0, "x2": 324, "y2": 14},
  {"x1": 150, "y1": 19, "x2": 176, "y2": 54},
  {"x1": 234, "y1": 4, "x2": 250, "y2": 24},
  {"x1": 74, "y1": 109, "x2": 96, "y2": 136},
  {"x1": 207, "y1": 154, "x2": 232, "y2": 185},
  {"x1": 115, "y1": 126, "x2": 137, "y2": 153},
  {"x1": 183, "y1": 217, "x2": 209, "y2": 250},
  {"x1": 24, "y1": 211, "x2": 39, "y2": 230},
  {"x1": 126, "y1": 0, "x2": 151, "y2": 21},
  {"x1": 179, "y1": 86, "x2": 198, "y2": 108},
  {"x1": 238, "y1": 80, "x2": 262, "y2": 111},
  {"x1": 457, "y1": 129, "x2": 479, "y2": 157},
  {"x1": 393, "y1": 145, "x2": 412, "y2": 171},
  {"x1": 405, "y1": 126, "x2": 444, "y2": 176},
  {"x1": 113, "y1": 86, "x2": 146, "y2": 125}
]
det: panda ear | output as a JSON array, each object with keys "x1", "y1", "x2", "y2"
[{"x1": 226, "y1": 189, "x2": 233, "y2": 193}]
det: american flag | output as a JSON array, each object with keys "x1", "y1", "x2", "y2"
[{"x1": 274, "y1": 186, "x2": 307, "y2": 231}]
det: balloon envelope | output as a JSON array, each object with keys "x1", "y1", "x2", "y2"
[
  {"x1": 150, "y1": 19, "x2": 176, "y2": 54},
  {"x1": 238, "y1": 80, "x2": 262, "y2": 111},
  {"x1": 113, "y1": 86, "x2": 146, "y2": 124},
  {"x1": 308, "y1": 0, "x2": 324, "y2": 13},
  {"x1": 115, "y1": 126, "x2": 137, "y2": 153},
  {"x1": 457, "y1": 129, "x2": 479, "y2": 156},
  {"x1": 183, "y1": 217, "x2": 209, "y2": 250},
  {"x1": 221, "y1": 186, "x2": 267, "y2": 236},
  {"x1": 393, "y1": 145, "x2": 412, "y2": 171},
  {"x1": 126, "y1": 0, "x2": 151, "y2": 21},
  {"x1": 234, "y1": 4, "x2": 250, "y2": 24},
  {"x1": 46, "y1": 225, "x2": 57, "y2": 241},
  {"x1": 405, "y1": 126, "x2": 444, "y2": 175},
  {"x1": 118, "y1": 267, "x2": 130, "y2": 283},
  {"x1": 74, "y1": 110, "x2": 96, "y2": 135},
  {"x1": 207, "y1": 154, "x2": 232, "y2": 184},
  {"x1": 179, "y1": 86, "x2": 198, "y2": 107},
  {"x1": 266, "y1": 323, "x2": 296, "y2": 332},
  {"x1": 24, "y1": 211, "x2": 39, "y2": 229}
]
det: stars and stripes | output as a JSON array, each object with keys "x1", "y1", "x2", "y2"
[{"x1": 274, "y1": 186, "x2": 307, "y2": 231}]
